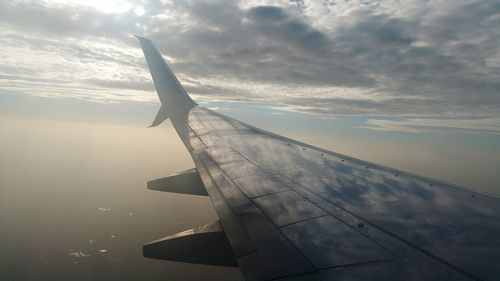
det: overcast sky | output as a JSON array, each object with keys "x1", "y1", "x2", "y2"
[{"x1": 0, "y1": 0, "x2": 499, "y2": 120}]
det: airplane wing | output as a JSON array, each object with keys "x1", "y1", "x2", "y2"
[{"x1": 135, "y1": 36, "x2": 500, "y2": 281}]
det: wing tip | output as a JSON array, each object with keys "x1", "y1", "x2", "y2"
[{"x1": 131, "y1": 34, "x2": 151, "y2": 44}]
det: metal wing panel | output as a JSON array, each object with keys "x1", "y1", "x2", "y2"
[
  {"x1": 192, "y1": 150, "x2": 316, "y2": 281},
  {"x1": 281, "y1": 216, "x2": 395, "y2": 268},
  {"x1": 270, "y1": 152, "x2": 500, "y2": 280},
  {"x1": 186, "y1": 106, "x2": 500, "y2": 280},
  {"x1": 319, "y1": 257, "x2": 475, "y2": 281},
  {"x1": 192, "y1": 151, "x2": 255, "y2": 258},
  {"x1": 253, "y1": 190, "x2": 327, "y2": 227},
  {"x1": 231, "y1": 175, "x2": 289, "y2": 198},
  {"x1": 273, "y1": 174, "x2": 419, "y2": 259}
]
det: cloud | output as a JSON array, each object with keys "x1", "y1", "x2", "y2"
[
  {"x1": 0, "y1": 0, "x2": 498, "y2": 117},
  {"x1": 364, "y1": 117, "x2": 500, "y2": 135}
]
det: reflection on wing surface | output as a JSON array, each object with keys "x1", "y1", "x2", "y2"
[{"x1": 184, "y1": 106, "x2": 500, "y2": 281}]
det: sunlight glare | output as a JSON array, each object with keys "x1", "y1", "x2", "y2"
[{"x1": 46, "y1": 0, "x2": 135, "y2": 14}]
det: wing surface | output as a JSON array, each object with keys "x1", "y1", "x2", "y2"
[{"x1": 136, "y1": 37, "x2": 500, "y2": 281}]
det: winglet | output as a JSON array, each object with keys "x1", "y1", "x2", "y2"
[
  {"x1": 134, "y1": 35, "x2": 196, "y2": 125},
  {"x1": 149, "y1": 104, "x2": 169, "y2": 127}
]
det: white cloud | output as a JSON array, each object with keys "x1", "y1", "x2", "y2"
[{"x1": 364, "y1": 117, "x2": 500, "y2": 134}]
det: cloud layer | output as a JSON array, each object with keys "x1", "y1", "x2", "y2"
[
  {"x1": 364, "y1": 117, "x2": 500, "y2": 134},
  {"x1": 0, "y1": 0, "x2": 499, "y2": 118}
]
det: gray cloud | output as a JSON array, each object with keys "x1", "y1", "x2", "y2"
[{"x1": 0, "y1": 0, "x2": 498, "y2": 117}]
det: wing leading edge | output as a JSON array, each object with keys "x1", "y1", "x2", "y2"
[{"x1": 136, "y1": 37, "x2": 500, "y2": 281}]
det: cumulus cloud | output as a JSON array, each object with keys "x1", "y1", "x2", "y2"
[{"x1": 0, "y1": 0, "x2": 498, "y2": 120}]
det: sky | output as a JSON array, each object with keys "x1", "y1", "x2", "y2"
[
  {"x1": 1, "y1": 0, "x2": 500, "y2": 280},
  {"x1": 0, "y1": 0, "x2": 499, "y2": 129}
]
